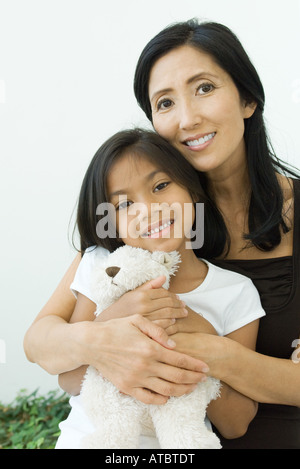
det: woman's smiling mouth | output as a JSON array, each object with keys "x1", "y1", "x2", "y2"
[{"x1": 183, "y1": 132, "x2": 216, "y2": 150}]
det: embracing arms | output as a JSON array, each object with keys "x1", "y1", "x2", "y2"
[
  {"x1": 23, "y1": 256, "x2": 209, "y2": 405},
  {"x1": 171, "y1": 325, "x2": 300, "y2": 408}
]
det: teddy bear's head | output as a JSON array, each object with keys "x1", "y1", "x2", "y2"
[{"x1": 91, "y1": 245, "x2": 181, "y2": 315}]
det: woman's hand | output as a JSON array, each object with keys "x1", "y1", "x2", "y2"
[{"x1": 82, "y1": 314, "x2": 210, "y2": 405}]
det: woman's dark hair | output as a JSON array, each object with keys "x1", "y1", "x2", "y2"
[
  {"x1": 134, "y1": 19, "x2": 299, "y2": 258},
  {"x1": 76, "y1": 128, "x2": 207, "y2": 254}
]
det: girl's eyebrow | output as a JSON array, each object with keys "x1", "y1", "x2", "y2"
[
  {"x1": 150, "y1": 71, "x2": 219, "y2": 103},
  {"x1": 109, "y1": 169, "x2": 165, "y2": 199}
]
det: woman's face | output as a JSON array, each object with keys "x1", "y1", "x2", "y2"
[{"x1": 148, "y1": 45, "x2": 256, "y2": 178}]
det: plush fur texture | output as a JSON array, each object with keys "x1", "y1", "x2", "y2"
[{"x1": 80, "y1": 245, "x2": 221, "y2": 449}]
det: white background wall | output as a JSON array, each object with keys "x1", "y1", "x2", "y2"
[{"x1": 0, "y1": 0, "x2": 299, "y2": 404}]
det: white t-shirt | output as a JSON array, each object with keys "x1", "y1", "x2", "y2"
[
  {"x1": 70, "y1": 246, "x2": 265, "y2": 337},
  {"x1": 56, "y1": 246, "x2": 265, "y2": 449}
]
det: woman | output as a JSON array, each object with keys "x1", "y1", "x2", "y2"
[{"x1": 24, "y1": 19, "x2": 300, "y2": 448}]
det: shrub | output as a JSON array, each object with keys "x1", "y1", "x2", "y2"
[{"x1": 0, "y1": 389, "x2": 70, "y2": 449}]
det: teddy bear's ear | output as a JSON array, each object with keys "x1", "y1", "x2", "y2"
[{"x1": 152, "y1": 251, "x2": 181, "y2": 274}]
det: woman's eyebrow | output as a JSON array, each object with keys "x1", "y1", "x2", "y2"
[
  {"x1": 109, "y1": 170, "x2": 165, "y2": 199},
  {"x1": 186, "y1": 72, "x2": 219, "y2": 84},
  {"x1": 150, "y1": 72, "x2": 219, "y2": 102}
]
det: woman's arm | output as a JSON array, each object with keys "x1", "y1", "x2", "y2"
[
  {"x1": 58, "y1": 285, "x2": 198, "y2": 396},
  {"x1": 23, "y1": 254, "x2": 81, "y2": 373},
  {"x1": 214, "y1": 336, "x2": 300, "y2": 407},
  {"x1": 173, "y1": 328, "x2": 300, "y2": 407},
  {"x1": 167, "y1": 309, "x2": 260, "y2": 439},
  {"x1": 24, "y1": 259, "x2": 209, "y2": 404}
]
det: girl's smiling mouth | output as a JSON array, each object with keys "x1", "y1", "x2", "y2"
[{"x1": 141, "y1": 219, "x2": 175, "y2": 238}]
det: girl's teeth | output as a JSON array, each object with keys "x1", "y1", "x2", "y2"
[
  {"x1": 144, "y1": 220, "x2": 173, "y2": 237},
  {"x1": 186, "y1": 132, "x2": 215, "y2": 147}
]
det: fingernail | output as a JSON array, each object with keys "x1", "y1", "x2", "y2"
[
  {"x1": 202, "y1": 366, "x2": 210, "y2": 373},
  {"x1": 167, "y1": 339, "x2": 176, "y2": 347}
]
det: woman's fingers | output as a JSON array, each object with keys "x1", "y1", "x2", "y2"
[
  {"x1": 91, "y1": 315, "x2": 209, "y2": 405},
  {"x1": 130, "y1": 314, "x2": 176, "y2": 349},
  {"x1": 130, "y1": 380, "x2": 199, "y2": 405},
  {"x1": 130, "y1": 387, "x2": 169, "y2": 405},
  {"x1": 152, "y1": 318, "x2": 176, "y2": 329}
]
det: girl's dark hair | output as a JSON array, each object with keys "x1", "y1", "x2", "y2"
[
  {"x1": 76, "y1": 128, "x2": 207, "y2": 254},
  {"x1": 134, "y1": 19, "x2": 299, "y2": 258}
]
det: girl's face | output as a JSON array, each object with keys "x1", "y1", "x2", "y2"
[
  {"x1": 107, "y1": 152, "x2": 196, "y2": 254},
  {"x1": 148, "y1": 45, "x2": 256, "y2": 179}
]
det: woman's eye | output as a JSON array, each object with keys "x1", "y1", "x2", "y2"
[
  {"x1": 157, "y1": 98, "x2": 173, "y2": 111},
  {"x1": 197, "y1": 83, "x2": 214, "y2": 95},
  {"x1": 154, "y1": 182, "x2": 169, "y2": 192}
]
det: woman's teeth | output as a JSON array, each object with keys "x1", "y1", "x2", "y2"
[
  {"x1": 186, "y1": 132, "x2": 215, "y2": 147},
  {"x1": 143, "y1": 220, "x2": 174, "y2": 237}
]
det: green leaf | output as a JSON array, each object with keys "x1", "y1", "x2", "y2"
[{"x1": 0, "y1": 389, "x2": 70, "y2": 449}]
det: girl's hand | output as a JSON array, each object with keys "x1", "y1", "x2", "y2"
[
  {"x1": 163, "y1": 307, "x2": 217, "y2": 336},
  {"x1": 95, "y1": 275, "x2": 188, "y2": 324}
]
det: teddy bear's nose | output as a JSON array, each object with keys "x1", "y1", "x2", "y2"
[{"x1": 105, "y1": 266, "x2": 121, "y2": 278}]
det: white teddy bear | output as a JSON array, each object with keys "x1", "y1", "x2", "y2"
[{"x1": 80, "y1": 245, "x2": 221, "y2": 449}]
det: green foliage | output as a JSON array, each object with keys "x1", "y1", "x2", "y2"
[{"x1": 0, "y1": 389, "x2": 70, "y2": 449}]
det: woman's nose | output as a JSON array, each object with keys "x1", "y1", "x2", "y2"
[{"x1": 179, "y1": 99, "x2": 202, "y2": 130}]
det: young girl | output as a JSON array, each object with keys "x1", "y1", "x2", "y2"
[{"x1": 55, "y1": 128, "x2": 265, "y2": 449}]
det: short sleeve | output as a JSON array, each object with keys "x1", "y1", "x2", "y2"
[
  {"x1": 223, "y1": 278, "x2": 266, "y2": 335},
  {"x1": 70, "y1": 246, "x2": 109, "y2": 304}
]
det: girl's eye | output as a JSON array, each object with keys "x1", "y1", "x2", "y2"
[
  {"x1": 116, "y1": 200, "x2": 133, "y2": 210},
  {"x1": 197, "y1": 83, "x2": 215, "y2": 95},
  {"x1": 154, "y1": 182, "x2": 170, "y2": 192},
  {"x1": 156, "y1": 98, "x2": 173, "y2": 111}
]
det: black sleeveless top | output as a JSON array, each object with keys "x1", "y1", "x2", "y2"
[{"x1": 209, "y1": 178, "x2": 300, "y2": 449}]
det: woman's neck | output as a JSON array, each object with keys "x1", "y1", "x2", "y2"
[{"x1": 206, "y1": 157, "x2": 251, "y2": 207}]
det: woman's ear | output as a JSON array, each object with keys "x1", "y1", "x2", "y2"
[{"x1": 243, "y1": 100, "x2": 257, "y2": 119}]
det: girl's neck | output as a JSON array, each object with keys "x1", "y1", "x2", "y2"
[{"x1": 168, "y1": 247, "x2": 208, "y2": 294}]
